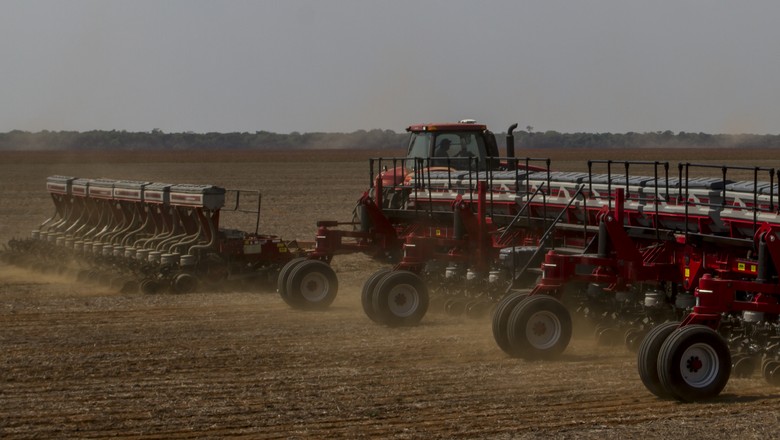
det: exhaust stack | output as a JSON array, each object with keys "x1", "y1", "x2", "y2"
[{"x1": 506, "y1": 123, "x2": 518, "y2": 170}]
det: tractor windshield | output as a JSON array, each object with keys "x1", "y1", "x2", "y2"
[{"x1": 405, "y1": 131, "x2": 487, "y2": 171}]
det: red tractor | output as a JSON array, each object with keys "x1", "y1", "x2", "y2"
[
  {"x1": 281, "y1": 124, "x2": 780, "y2": 400},
  {"x1": 279, "y1": 121, "x2": 589, "y2": 325}
]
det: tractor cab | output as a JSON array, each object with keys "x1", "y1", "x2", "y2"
[
  {"x1": 372, "y1": 121, "x2": 513, "y2": 208},
  {"x1": 375, "y1": 120, "x2": 517, "y2": 192},
  {"x1": 404, "y1": 120, "x2": 500, "y2": 171}
]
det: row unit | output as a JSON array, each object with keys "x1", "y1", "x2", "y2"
[{"x1": 45, "y1": 175, "x2": 226, "y2": 210}]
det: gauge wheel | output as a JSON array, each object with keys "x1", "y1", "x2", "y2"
[
  {"x1": 286, "y1": 259, "x2": 339, "y2": 310},
  {"x1": 506, "y1": 295, "x2": 572, "y2": 360},
  {"x1": 657, "y1": 325, "x2": 732, "y2": 402}
]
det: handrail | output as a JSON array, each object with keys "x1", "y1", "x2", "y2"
[
  {"x1": 507, "y1": 184, "x2": 585, "y2": 293},
  {"x1": 497, "y1": 182, "x2": 546, "y2": 243},
  {"x1": 368, "y1": 156, "x2": 778, "y2": 244}
]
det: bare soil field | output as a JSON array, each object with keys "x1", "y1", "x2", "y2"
[{"x1": 1, "y1": 149, "x2": 779, "y2": 439}]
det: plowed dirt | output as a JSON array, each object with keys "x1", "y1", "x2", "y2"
[{"x1": 1, "y1": 150, "x2": 779, "y2": 439}]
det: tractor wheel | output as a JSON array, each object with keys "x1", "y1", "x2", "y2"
[
  {"x1": 285, "y1": 259, "x2": 338, "y2": 310},
  {"x1": 637, "y1": 321, "x2": 680, "y2": 399},
  {"x1": 657, "y1": 325, "x2": 732, "y2": 402},
  {"x1": 506, "y1": 295, "x2": 572, "y2": 360},
  {"x1": 361, "y1": 268, "x2": 392, "y2": 323},
  {"x1": 371, "y1": 270, "x2": 429, "y2": 327},
  {"x1": 277, "y1": 257, "x2": 308, "y2": 306},
  {"x1": 172, "y1": 272, "x2": 198, "y2": 294},
  {"x1": 491, "y1": 291, "x2": 530, "y2": 357}
]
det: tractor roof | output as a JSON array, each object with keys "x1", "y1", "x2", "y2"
[{"x1": 406, "y1": 122, "x2": 488, "y2": 133}]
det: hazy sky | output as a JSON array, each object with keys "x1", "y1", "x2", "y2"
[{"x1": 2, "y1": 1, "x2": 780, "y2": 134}]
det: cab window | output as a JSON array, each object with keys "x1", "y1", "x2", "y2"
[
  {"x1": 434, "y1": 132, "x2": 486, "y2": 170},
  {"x1": 405, "y1": 132, "x2": 432, "y2": 171},
  {"x1": 406, "y1": 130, "x2": 487, "y2": 170}
]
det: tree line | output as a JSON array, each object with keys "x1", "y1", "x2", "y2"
[
  {"x1": 516, "y1": 130, "x2": 780, "y2": 149},
  {"x1": 0, "y1": 129, "x2": 405, "y2": 151},
  {"x1": 1, "y1": 128, "x2": 779, "y2": 151}
]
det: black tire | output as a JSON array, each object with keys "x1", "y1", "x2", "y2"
[
  {"x1": 637, "y1": 321, "x2": 680, "y2": 399},
  {"x1": 491, "y1": 291, "x2": 530, "y2": 357},
  {"x1": 657, "y1": 325, "x2": 732, "y2": 402},
  {"x1": 285, "y1": 259, "x2": 338, "y2": 310},
  {"x1": 506, "y1": 295, "x2": 572, "y2": 360},
  {"x1": 277, "y1": 257, "x2": 308, "y2": 306},
  {"x1": 372, "y1": 270, "x2": 429, "y2": 327},
  {"x1": 361, "y1": 268, "x2": 392, "y2": 323},
  {"x1": 172, "y1": 272, "x2": 198, "y2": 294}
]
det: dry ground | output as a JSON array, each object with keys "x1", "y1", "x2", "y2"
[{"x1": 1, "y1": 149, "x2": 779, "y2": 439}]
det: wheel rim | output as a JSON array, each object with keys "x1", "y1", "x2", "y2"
[
  {"x1": 525, "y1": 310, "x2": 561, "y2": 350},
  {"x1": 385, "y1": 283, "x2": 420, "y2": 317},
  {"x1": 678, "y1": 342, "x2": 720, "y2": 388},
  {"x1": 299, "y1": 271, "x2": 330, "y2": 302}
]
